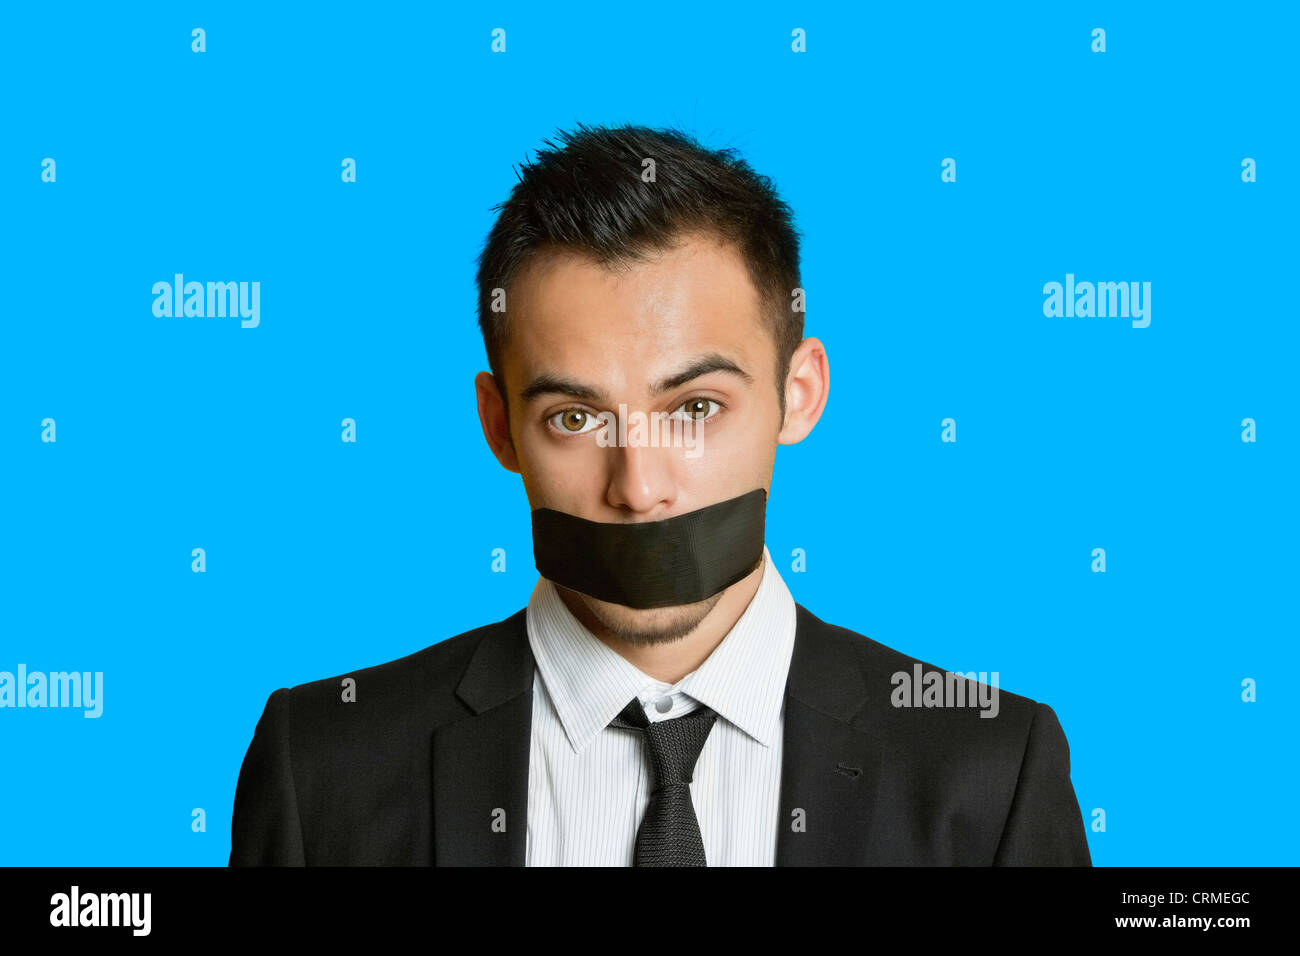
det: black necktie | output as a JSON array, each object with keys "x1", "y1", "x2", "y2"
[{"x1": 609, "y1": 696, "x2": 719, "y2": 866}]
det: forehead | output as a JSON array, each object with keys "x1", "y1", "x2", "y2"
[{"x1": 503, "y1": 232, "x2": 768, "y2": 394}]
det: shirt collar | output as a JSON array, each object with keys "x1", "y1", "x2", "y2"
[{"x1": 527, "y1": 544, "x2": 797, "y2": 755}]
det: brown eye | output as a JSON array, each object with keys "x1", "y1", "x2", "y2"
[
  {"x1": 548, "y1": 408, "x2": 601, "y2": 435},
  {"x1": 673, "y1": 397, "x2": 721, "y2": 422}
]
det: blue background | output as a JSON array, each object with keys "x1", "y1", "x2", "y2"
[{"x1": 1, "y1": 1, "x2": 1294, "y2": 865}]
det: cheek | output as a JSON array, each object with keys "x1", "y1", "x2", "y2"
[
  {"x1": 679, "y1": 418, "x2": 765, "y2": 484},
  {"x1": 699, "y1": 402, "x2": 767, "y2": 451},
  {"x1": 519, "y1": 428, "x2": 609, "y2": 495}
]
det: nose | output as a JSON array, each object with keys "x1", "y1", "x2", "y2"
[{"x1": 605, "y1": 438, "x2": 678, "y2": 516}]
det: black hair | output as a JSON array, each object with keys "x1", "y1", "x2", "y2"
[{"x1": 474, "y1": 121, "x2": 804, "y2": 427}]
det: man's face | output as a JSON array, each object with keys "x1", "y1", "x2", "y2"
[{"x1": 481, "y1": 231, "x2": 787, "y2": 645}]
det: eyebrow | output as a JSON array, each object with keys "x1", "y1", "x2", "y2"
[{"x1": 518, "y1": 352, "x2": 754, "y2": 405}]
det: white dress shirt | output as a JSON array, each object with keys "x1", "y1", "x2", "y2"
[{"x1": 524, "y1": 544, "x2": 797, "y2": 866}]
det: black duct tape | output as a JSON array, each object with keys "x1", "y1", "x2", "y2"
[{"x1": 531, "y1": 487, "x2": 768, "y2": 609}]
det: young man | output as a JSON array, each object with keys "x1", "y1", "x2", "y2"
[{"x1": 229, "y1": 123, "x2": 1091, "y2": 866}]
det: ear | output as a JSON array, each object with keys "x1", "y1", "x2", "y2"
[
  {"x1": 777, "y1": 337, "x2": 829, "y2": 444},
  {"x1": 475, "y1": 371, "x2": 521, "y2": 473}
]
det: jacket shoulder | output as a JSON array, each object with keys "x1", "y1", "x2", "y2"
[
  {"x1": 230, "y1": 611, "x2": 529, "y2": 865},
  {"x1": 793, "y1": 603, "x2": 1089, "y2": 865},
  {"x1": 793, "y1": 602, "x2": 1042, "y2": 741},
  {"x1": 275, "y1": 609, "x2": 527, "y2": 732}
]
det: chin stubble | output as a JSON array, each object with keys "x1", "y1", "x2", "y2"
[{"x1": 589, "y1": 594, "x2": 723, "y2": 647}]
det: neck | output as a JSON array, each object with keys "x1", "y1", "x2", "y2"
[{"x1": 556, "y1": 560, "x2": 766, "y2": 684}]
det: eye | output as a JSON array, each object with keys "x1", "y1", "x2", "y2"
[
  {"x1": 671, "y1": 397, "x2": 723, "y2": 422},
  {"x1": 547, "y1": 408, "x2": 603, "y2": 435}
]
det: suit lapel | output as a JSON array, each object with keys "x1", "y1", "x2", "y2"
[
  {"x1": 430, "y1": 602, "x2": 884, "y2": 866},
  {"x1": 776, "y1": 603, "x2": 884, "y2": 865},
  {"x1": 431, "y1": 609, "x2": 534, "y2": 866}
]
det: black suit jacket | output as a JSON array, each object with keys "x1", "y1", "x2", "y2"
[{"x1": 229, "y1": 602, "x2": 1092, "y2": 865}]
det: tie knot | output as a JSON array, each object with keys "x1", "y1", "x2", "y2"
[{"x1": 609, "y1": 697, "x2": 719, "y2": 789}]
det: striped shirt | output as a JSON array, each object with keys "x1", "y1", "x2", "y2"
[{"x1": 524, "y1": 544, "x2": 797, "y2": 866}]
